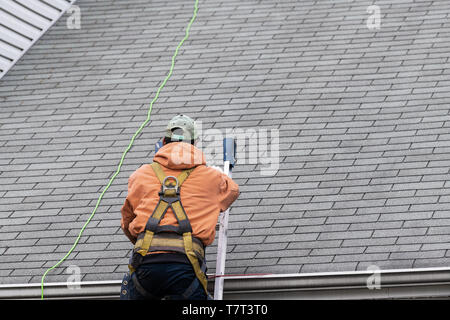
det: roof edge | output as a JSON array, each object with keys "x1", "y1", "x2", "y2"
[{"x1": 1, "y1": 267, "x2": 450, "y2": 299}]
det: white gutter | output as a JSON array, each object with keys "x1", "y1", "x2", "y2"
[
  {"x1": 1, "y1": 267, "x2": 450, "y2": 299},
  {"x1": 0, "y1": 280, "x2": 120, "y2": 300},
  {"x1": 220, "y1": 267, "x2": 450, "y2": 299}
]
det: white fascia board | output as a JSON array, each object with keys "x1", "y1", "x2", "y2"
[{"x1": 1, "y1": 267, "x2": 450, "y2": 300}]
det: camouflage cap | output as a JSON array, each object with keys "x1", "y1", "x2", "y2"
[{"x1": 165, "y1": 114, "x2": 198, "y2": 141}]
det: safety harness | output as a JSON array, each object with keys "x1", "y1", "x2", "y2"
[{"x1": 128, "y1": 162, "x2": 209, "y2": 297}]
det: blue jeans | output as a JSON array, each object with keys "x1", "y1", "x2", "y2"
[{"x1": 120, "y1": 263, "x2": 208, "y2": 300}]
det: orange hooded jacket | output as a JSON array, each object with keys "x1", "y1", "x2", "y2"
[{"x1": 121, "y1": 142, "x2": 240, "y2": 247}]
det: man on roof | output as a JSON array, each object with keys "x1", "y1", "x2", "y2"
[{"x1": 120, "y1": 114, "x2": 239, "y2": 300}]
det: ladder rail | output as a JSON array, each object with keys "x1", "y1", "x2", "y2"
[
  {"x1": 214, "y1": 161, "x2": 232, "y2": 300},
  {"x1": 214, "y1": 137, "x2": 236, "y2": 300}
]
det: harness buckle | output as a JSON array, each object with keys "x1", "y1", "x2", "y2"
[{"x1": 160, "y1": 176, "x2": 179, "y2": 196}]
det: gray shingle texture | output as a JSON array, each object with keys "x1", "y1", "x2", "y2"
[{"x1": 1, "y1": 0, "x2": 450, "y2": 284}]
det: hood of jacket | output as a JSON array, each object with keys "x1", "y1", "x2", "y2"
[{"x1": 153, "y1": 142, "x2": 206, "y2": 170}]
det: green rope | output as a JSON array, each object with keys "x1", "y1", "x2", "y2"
[{"x1": 40, "y1": 0, "x2": 200, "y2": 300}]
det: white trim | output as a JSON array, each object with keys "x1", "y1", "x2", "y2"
[{"x1": 0, "y1": 0, "x2": 78, "y2": 79}]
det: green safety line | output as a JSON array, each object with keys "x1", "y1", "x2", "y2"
[{"x1": 40, "y1": 0, "x2": 200, "y2": 300}]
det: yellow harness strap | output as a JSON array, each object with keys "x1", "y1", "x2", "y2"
[
  {"x1": 130, "y1": 162, "x2": 208, "y2": 294},
  {"x1": 183, "y1": 231, "x2": 209, "y2": 292},
  {"x1": 151, "y1": 162, "x2": 193, "y2": 186},
  {"x1": 149, "y1": 232, "x2": 205, "y2": 257}
]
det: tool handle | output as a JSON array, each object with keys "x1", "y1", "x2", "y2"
[
  {"x1": 223, "y1": 138, "x2": 236, "y2": 168},
  {"x1": 155, "y1": 140, "x2": 163, "y2": 153}
]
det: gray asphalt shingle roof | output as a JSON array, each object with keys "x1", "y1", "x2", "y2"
[{"x1": 2, "y1": 0, "x2": 450, "y2": 284}]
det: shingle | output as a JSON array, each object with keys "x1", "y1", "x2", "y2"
[
  {"x1": 427, "y1": 226, "x2": 450, "y2": 235},
  {"x1": 279, "y1": 255, "x2": 333, "y2": 265},
  {"x1": 16, "y1": 229, "x2": 69, "y2": 240},
  {"x1": 357, "y1": 259, "x2": 415, "y2": 270},
  {"x1": 0, "y1": 217, "x2": 30, "y2": 226},
  {"x1": 5, "y1": 245, "x2": 57, "y2": 255},
  {"x1": 385, "y1": 196, "x2": 439, "y2": 206},
  {"x1": 318, "y1": 230, "x2": 373, "y2": 241},
  {"x1": 391, "y1": 249, "x2": 445, "y2": 260},
  {"x1": 55, "y1": 242, "x2": 108, "y2": 253},
  {"x1": 332, "y1": 199, "x2": 386, "y2": 209},
  {"x1": 390, "y1": 250, "x2": 445, "y2": 259},
  {"x1": 326, "y1": 214, "x2": 380, "y2": 225},
  {"x1": 301, "y1": 262, "x2": 358, "y2": 273},
  {"x1": 334, "y1": 253, "x2": 390, "y2": 263},
  {"x1": 246, "y1": 264, "x2": 301, "y2": 274},
  {"x1": 350, "y1": 220, "x2": 403, "y2": 231},
  {"x1": 265, "y1": 232, "x2": 318, "y2": 244}
]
